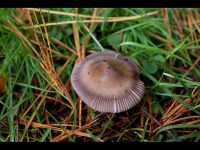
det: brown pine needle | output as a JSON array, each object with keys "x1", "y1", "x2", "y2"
[
  {"x1": 20, "y1": 94, "x2": 46, "y2": 141},
  {"x1": 50, "y1": 37, "x2": 77, "y2": 55},
  {"x1": 20, "y1": 119, "x2": 104, "y2": 142}
]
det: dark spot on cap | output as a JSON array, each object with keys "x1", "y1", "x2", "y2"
[{"x1": 124, "y1": 58, "x2": 128, "y2": 61}]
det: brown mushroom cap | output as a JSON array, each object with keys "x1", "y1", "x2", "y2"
[{"x1": 71, "y1": 50, "x2": 144, "y2": 113}]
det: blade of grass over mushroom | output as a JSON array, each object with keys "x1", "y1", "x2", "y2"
[{"x1": 82, "y1": 23, "x2": 104, "y2": 51}]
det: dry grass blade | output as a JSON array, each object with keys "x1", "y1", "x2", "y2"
[
  {"x1": 30, "y1": 10, "x2": 52, "y2": 70},
  {"x1": 142, "y1": 108, "x2": 180, "y2": 142},
  {"x1": 26, "y1": 9, "x2": 74, "y2": 110},
  {"x1": 50, "y1": 37, "x2": 77, "y2": 55},
  {"x1": 81, "y1": 8, "x2": 101, "y2": 59},
  {"x1": 20, "y1": 119, "x2": 103, "y2": 142},
  {"x1": 20, "y1": 94, "x2": 46, "y2": 141},
  {"x1": 161, "y1": 8, "x2": 172, "y2": 49},
  {"x1": 73, "y1": 24, "x2": 81, "y2": 61},
  {"x1": 23, "y1": 8, "x2": 107, "y2": 20},
  {"x1": 72, "y1": 9, "x2": 83, "y2": 129},
  {"x1": 3, "y1": 20, "x2": 40, "y2": 58},
  {"x1": 153, "y1": 89, "x2": 200, "y2": 133},
  {"x1": 21, "y1": 10, "x2": 159, "y2": 29},
  {"x1": 183, "y1": 56, "x2": 200, "y2": 78},
  {"x1": 9, "y1": 9, "x2": 76, "y2": 141},
  {"x1": 20, "y1": 86, "x2": 50, "y2": 119},
  {"x1": 39, "y1": 8, "x2": 54, "y2": 66},
  {"x1": 23, "y1": 8, "x2": 159, "y2": 20},
  {"x1": 57, "y1": 54, "x2": 74, "y2": 76},
  {"x1": 44, "y1": 111, "x2": 52, "y2": 141},
  {"x1": 173, "y1": 9, "x2": 184, "y2": 40}
]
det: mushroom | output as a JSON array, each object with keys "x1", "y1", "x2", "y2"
[{"x1": 71, "y1": 50, "x2": 144, "y2": 113}]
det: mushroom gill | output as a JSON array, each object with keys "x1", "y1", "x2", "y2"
[{"x1": 71, "y1": 50, "x2": 144, "y2": 113}]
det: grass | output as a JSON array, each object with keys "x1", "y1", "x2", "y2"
[{"x1": 0, "y1": 8, "x2": 199, "y2": 142}]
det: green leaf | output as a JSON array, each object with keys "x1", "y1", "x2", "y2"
[
  {"x1": 154, "y1": 55, "x2": 165, "y2": 62},
  {"x1": 152, "y1": 101, "x2": 160, "y2": 113},
  {"x1": 90, "y1": 109, "x2": 96, "y2": 120},
  {"x1": 167, "y1": 133, "x2": 200, "y2": 142},
  {"x1": 57, "y1": 32, "x2": 62, "y2": 41},
  {"x1": 66, "y1": 28, "x2": 73, "y2": 36},
  {"x1": 107, "y1": 34, "x2": 120, "y2": 48},
  {"x1": 143, "y1": 60, "x2": 158, "y2": 74},
  {"x1": 156, "y1": 124, "x2": 200, "y2": 136}
]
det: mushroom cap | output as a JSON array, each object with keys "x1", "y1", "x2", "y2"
[{"x1": 71, "y1": 50, "x2": 144, "y2": 113}]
